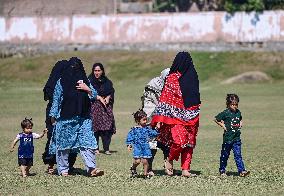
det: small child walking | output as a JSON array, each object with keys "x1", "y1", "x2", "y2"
[
  {"x1": 214, "y1": 94, "x2": 250, "y2": 177},
  {"x1": 126, "y1": 109, "x2": 158, "y2": 178},
  {"x1": 10, "y1": 118, "x2": 47, "y2": 177}
]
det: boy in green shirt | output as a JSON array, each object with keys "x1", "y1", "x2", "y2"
[{"x1": 214, "y1": 94, "x2": 250, "y2": 177}]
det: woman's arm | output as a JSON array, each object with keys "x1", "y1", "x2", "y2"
[
  {"x1": 76, "y1": 81, "x2": 94, "y2": 97},
  {"x1": 77, "y1": 82, "x2": 106, "y2": 106},
  {"x1": 32, "y1": 129, "x2": 48, "y2": 139},
  {"x1": 49, "y1": 79, "x2": 63, "y2": 120}
]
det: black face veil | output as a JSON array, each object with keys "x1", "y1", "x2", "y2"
[
  {"x1": 60, "y1": 57, "x2": 91, "y2": 119},
  {"x1": 170, "y1": 52, "x2": 201, "y2": 108}
]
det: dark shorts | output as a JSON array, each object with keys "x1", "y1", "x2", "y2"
[{"x1": 18, "y1": 158, "x2": 33, "y2": 166}]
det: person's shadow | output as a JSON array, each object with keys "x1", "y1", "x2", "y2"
[
  {"x1": 153, "y1": 169, "x2": 202, "y2": 176},
  {"x1": 97, "y1": 150, "x2": 118, "y2": 155},
  {"x1": 27, "y1": 173, "x2": 37, "y2": 177},
  {"x1": 69, "y1": 168, "x2": 88, "y2": 176},
  {"x1": 48, "y1": 168, "x2": 88, "y2": 176},
  {"x1": 226, "y1": 171, "x2": 239, "y2": 176}
]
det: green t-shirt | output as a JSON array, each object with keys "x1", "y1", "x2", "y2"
[{"x1": 215, "y1": 108, "x2": 242, "y2": 143}]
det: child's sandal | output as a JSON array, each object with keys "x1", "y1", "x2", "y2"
[
  {"x1": 130, "y1": 167, "x2": 138, "y2": 177},
  {"x1": 240, "y1": 170, "x2": 250, "y2": 177}
]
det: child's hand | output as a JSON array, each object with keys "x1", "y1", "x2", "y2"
[
  {"x1": 43, "y1": 128, "x2": 48, "y2": 134},
  {"x1": 155, "y1": 122, "x2": 162, "y2": 129},
  {"x1": 127, "y1": 145, "x2": 132, "y2": 152}
]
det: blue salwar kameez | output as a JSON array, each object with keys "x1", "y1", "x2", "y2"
[{"x1": 49, "y1": 79, "x2": 98, "y2": 174}]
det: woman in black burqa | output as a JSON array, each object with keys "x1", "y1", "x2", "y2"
[{"x1": 42, "y1": 60, "x2": 77, "y2": 174}]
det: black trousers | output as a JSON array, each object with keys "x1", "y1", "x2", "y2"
[
  {"x1": 148, "y1": 141, "x2": 170, "y2": 171},
  {"x1": 94, "y1": 131, "x2": 112, "y2": 151}
]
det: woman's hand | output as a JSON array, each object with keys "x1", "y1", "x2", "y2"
[
  {"x1": 104, "y1": 96, "x2": 111, "y2": 105},
  {"x1": 97, "y1": 96, "x2": 106, "y2": 107},
  {"x1": 76, "y1": 81, "x2": 91, "y2": 93}
]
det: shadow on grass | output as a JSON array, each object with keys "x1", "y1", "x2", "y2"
[
  {"x1": 27, "y1": 173, "x2": 37, "y2": 177},
  {"x1": 97, "y1": 150, "x2": 118, "y2": 155},
  {"x1": 45, "y1": 167, "x2": 106, "y2": 177},
  {"x1": 69, "y1": 168, "x2": 88, "y2": 176},
  {"x1": 226, "y1": 171, "x2": 239, "y2": 176},
  {"x1": 153, "y1": 169, "x2": 202, "y2": 176}
]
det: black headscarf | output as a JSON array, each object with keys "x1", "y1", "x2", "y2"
[
  {"x1": 43, "y1": 60, "x2": 69, "y2": 101},
  {"x1": 169, "y1": 51, "x2": 200, "y2": 108},
  {"x1": 60, "y1": 57, "x2": 91, "y2": 119},
  {"x1": 88, "y1": 63, "x2": 115, "y2": 100}
]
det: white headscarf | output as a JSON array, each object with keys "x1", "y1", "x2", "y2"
[
  {"x1": 146, "y1": 68, "x2": 170, "y2": 92},
  {"x1": 143, "y1": 68, "x2": 170, "y2": 118}
]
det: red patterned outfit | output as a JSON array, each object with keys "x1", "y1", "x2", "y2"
[{"x1": 151, "y1": 72, "x2": 200, "y2": 170}]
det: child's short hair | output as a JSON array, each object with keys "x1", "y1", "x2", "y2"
[
  {"x1": 133, "y1": 109, "x2": 147, "y2": 123},
  {"x1": 21, "y1": 118, "x2": 33, "y2": 129},
  {"x1": 226, "y1": 94, "x2": 239, "y2": 107}
]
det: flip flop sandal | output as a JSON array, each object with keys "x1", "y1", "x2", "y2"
[
  {"x1": 61, "y1": 172, "x2": 69, "y2": 177},
  {"x1": 90, "y1": 168, "x2": 104, "y2": 177}
]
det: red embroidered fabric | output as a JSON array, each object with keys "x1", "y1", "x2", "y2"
[{"x1": 151, "y1": 72, "x2": 200, "y2": 148}]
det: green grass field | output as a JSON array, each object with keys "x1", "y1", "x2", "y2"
[{"x1": 0, "y1": 51, "x2": 283, "y2": 195}]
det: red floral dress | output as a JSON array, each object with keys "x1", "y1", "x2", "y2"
[{"x1": 151, "y1": 72, "x2": 200, "y2": 148}]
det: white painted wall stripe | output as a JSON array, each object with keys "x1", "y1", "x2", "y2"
[{"x1": 0, "y1": 11, "x2": 283, "y2": 43}]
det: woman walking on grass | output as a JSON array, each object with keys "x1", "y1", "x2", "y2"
[
  {"x1": 49, "y1": 57, "x2": 105, "y2": 177},
  {"x1": 151, "y1": 51, "x2": 201, "y2": 177},
  {"x1": 88, "y1": 63, "x2": 116, "y2": 155},
  {"x1": 42, "y1": 60, "x2": 77, "y2": 174}
]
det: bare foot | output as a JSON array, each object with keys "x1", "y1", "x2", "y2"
[
  {"x1": 182, "y1": 170, "x2": 197, "y2": 177},
  {"x1": 90, "y1": 168, "x2": 104, "y2": 177},
  {"x1": 61, "y1": 172, "x2": 69, "y2": 177},
  {"x1": 164, "y1": 159, "x2": 174, "y2": 176}
]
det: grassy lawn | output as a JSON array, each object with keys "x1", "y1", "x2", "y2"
[{"x1": 0, "y1": 51, "x2": 283, "y2": 195}]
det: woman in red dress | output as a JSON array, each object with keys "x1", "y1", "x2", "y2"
[{"x1": 151, "y1": 51, "x2": 201, "y2": 177}]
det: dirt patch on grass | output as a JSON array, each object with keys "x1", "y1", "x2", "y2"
[{"x1": 222, "y1": 71, "x2": 271, "y2": 84}]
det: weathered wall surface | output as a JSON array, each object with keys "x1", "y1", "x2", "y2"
[
  {"x1": 0, "y1": 11, "x2": 283, "y2": 45},
  {"x1": 0, "y1": 0, "x2": 115, "y2": 16}
]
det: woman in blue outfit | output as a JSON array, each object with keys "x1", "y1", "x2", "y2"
[
  {"x1": 42, "y1": 60, "x2": 77, "y2": 174},
  {"x1": 49, "y1": 57, "x2": 105, "y2": 177}
]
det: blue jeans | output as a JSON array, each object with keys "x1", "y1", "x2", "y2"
[{"x1": 219, "y1": 140, "x2": 246, "y2": 173}]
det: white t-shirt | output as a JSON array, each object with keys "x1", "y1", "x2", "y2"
[{"x1": 16, "y1": 132, "x2": 41, "y2": 139}]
